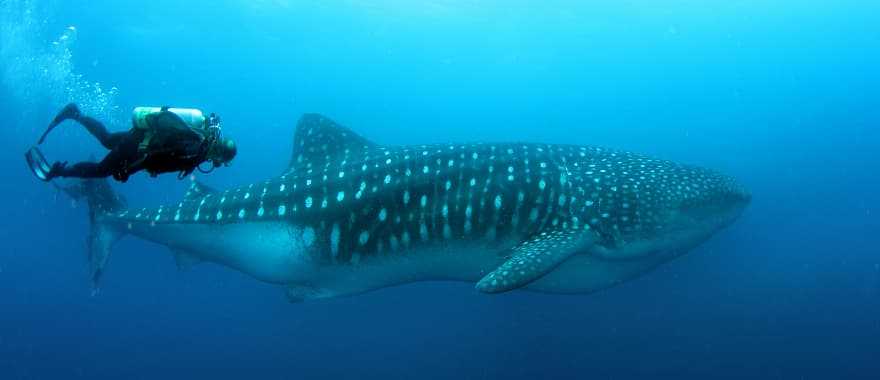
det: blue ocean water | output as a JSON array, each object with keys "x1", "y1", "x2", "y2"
[{"x1": 1, "y1": 0, "x2": 878, "y2": 379}]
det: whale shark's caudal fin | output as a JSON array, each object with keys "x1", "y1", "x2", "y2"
[
  {"x1": 58, "y1": 178, "x2": 127, "y2": 291},
  {"x1": 286, "y1": 113, "x2": 377, "y2": 174}
]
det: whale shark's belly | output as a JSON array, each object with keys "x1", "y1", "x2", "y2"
[
  {"x1": 290, "y1": 247, "x2": 663, "y2": 299},
  {"x1": 118, "y1": 207, "x2": 717, "y2": 300},
  {"x1": 290, "y1": 237, "x2": 681, "y2": 300},
  {"x1": 124, "y1": 219, "x2": 315, "y2": 284}
]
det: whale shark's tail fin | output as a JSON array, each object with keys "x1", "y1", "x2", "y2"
[{"x1": 59, "y1": 178, "x2": 127, "y2": 291}]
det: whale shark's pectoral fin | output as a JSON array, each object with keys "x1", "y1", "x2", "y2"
[
  {"x1": 285, "y1": 284, "x2": 336, "y2": 303},
  {"x1": 172, "y1": 249, "x2": 202, "y2": 271},
  {"x1": 476, "y1": 228, "x2": 595, "y2": 294}
]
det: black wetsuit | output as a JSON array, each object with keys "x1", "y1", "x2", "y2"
[{"x1": 54, "y1": 111, "x2": 211, "y2": 182}]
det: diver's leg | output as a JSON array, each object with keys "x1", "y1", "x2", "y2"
[
  {"x1": 101, "y1": 132, "x2": 132, "y2": 150},
  {"x1": 49, "y1": 160, "x2": 113, "y2": 179},
  {"x1": 48, "y1": 162, "x2": 109, "y2": 179},
  {"x1": 39, "y1": 103, "x2": 125, "y2": 150},
  {"x1": 47, "y1": 149, "x2": 128, "y2": 180},
  {"x1": 77, "y1": 116, "x2": 127, "y2": 150}
]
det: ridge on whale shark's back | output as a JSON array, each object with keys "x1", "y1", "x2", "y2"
[{"x1": 58, "y1": 113, "x2": 750, "y2": 301}]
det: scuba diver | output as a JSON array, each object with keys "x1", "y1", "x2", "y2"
[{"x1": 25, "y1": 103, "x2": 237, "y2": 182}]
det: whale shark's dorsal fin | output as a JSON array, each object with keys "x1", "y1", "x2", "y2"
[
  {"x1": 287, "y1": 113, "x2": 377, "y2": 173},
  {"x1": 184, "y1": 179, "x2": 217, "y2": 201},
  {"x1": 476, "y1": 228, "x2": 596, "y2": 293}
]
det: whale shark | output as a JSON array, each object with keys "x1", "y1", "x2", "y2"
[{"x1": 61, "y1": 113, "x2": 750, "y2": 301}]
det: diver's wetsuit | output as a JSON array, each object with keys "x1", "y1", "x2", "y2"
[{"x1": 50, "y1": 108, "x2": 211, "y2": 182}]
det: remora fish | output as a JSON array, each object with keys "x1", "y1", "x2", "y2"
[{"x1": 62, "y1": 114, "x2": 750, "y2": 301}]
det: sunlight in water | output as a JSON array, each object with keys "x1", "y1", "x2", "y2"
[{"x1": 0, "y1": 0, "x2": 122, "y2": 126}]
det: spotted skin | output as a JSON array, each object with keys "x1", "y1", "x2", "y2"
[
  {"x1": 476, "y1": 228, "x2": 595, "y2": 293},
  {"x1": 79, "y1": 114, "x2": 750, "y2": 298}
]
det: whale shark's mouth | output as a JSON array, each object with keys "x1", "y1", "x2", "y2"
[
  {"x1": 679, "y1": 193, "x2": 750, "y2": 224},
  {"x1": 675, "y1": 172, "x2": 751, "y2": 228},
  {"x1": 589, "y1": 182, "x2": 751, "y2": 263}
]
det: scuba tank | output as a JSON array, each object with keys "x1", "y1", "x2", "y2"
[
  {"x1": 131, "y1": 106, "x2": 208, "y2": 157},
  {"x1": 132, "y1": 106, "x2": 206, "y2": 130},
  {"x1": 130, "y1": 106, "x2": 226, "y2": 177}
]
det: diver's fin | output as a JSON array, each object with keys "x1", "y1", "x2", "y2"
[
  {"x1": 476, "y1": 228, "x2": 595, "y2": 294},
  {"x1": 183, "y1": 178, "x2": 218, "y2": 201},
  {"x1": 38, "y1": 102, "x2": 81, "y2": 144},
  {"x1": 24, "y1": 146, "x2": 53, "y2": 181},
  {"x1": 286, "y1": 113, "x2": 378, "y2": 174},
  {"x1": 172, "y1": 249, "x2": 202, "y2": 271}
]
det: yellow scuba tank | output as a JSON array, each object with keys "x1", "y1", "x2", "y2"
[{"x1": 132, "y1": 106, "x2": 206, "y2": 130}]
